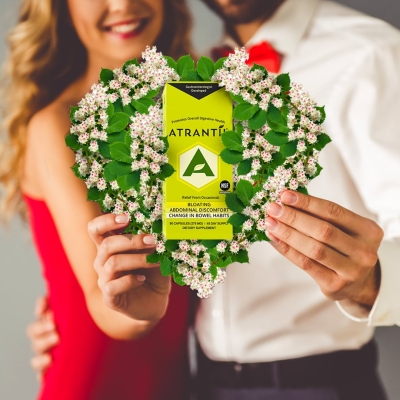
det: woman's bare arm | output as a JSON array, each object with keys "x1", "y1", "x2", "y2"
[{"x1": 23, "y1": 104, "x2": 169, "y2": 340}]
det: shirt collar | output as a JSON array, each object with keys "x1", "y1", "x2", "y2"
[{"x1": 222, "y1": 0, "x2": 320, "y2": 57}]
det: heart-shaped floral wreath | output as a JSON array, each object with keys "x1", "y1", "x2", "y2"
[{"x1": 66, "y1": 47, "x2": 331, "y2": 298}]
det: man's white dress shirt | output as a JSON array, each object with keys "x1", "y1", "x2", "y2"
[{"x1": 196, "y1": 0, "x2": 400, "y2": 363}]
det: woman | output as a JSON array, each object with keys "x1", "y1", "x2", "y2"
[{"x1": 0, "y1": 0, "x2": 193, "y2": 399}]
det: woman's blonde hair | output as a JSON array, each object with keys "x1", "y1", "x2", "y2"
[{"x1": 0, "y1": 0, "x2": 192, "y2": 221}]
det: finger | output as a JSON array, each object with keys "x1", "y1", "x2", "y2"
[
  {"x1": 265, "y1": 216, "x2": 353, "y2": 278},
  {"x1": 31, "y1": 332, "x2": 60, "y2": 354},
  {"x1": 87, "y1": 213, "x2": 130, "y2": 247},
  {"x1": 97, "y1": 253, "x2": 159, "y2": 287},
  {"x1": 103, "y1": 274, "x2": 146, "y2": 310},
  {"x1": 95, "y1": 234, "x2": 156, "y2": 271},
  {"x1": 30, "y1": 354, "x2": 52, "y2": 373},
  {"x1": 27, "y1": 319, "x2": 57, "y2": 339},
  {"x1": 267, "y1": 202, "x2": 357, "y2": 256},
  {"x1": 280, "y1": 191, "x2": 374, "y2": 236},
  {"x1": 34, "y1": 296, "x2": 49, "y2": 318},
  {"x1": 269, "y1": 238, "x2": 339, "y2": 294}
]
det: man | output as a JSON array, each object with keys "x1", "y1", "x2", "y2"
[
  {"x1": 28, "y1": 0, "x2": 400, "y2": 398},
  {"x1": 190, "y1": 1, "x2": 400, "y2": 399}
]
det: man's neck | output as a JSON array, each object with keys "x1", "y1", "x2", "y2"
[
  {"x1": 230, "y1": 20, "x2": 265, "y2": 46},
  {"x1": 226, "y1": 0, "x2": 284, "y2": 46}
]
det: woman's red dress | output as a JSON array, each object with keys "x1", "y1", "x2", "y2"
[{"x1": 24, "y1": 195, "x2": 190, "y2": 400}]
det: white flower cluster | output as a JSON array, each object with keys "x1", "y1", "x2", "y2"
[
  {"x1": 212, "y1": 48, "x2": 327, "y2": 244},
  {"x1": 68, "y1": 47, "x2": 329, "y2": 298}
]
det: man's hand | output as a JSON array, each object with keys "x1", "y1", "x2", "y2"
[
  {"x1": 265, "y1": 190, "x2": 383, "y2": 309},
  {"x1": 88, "y1": 213, "x2": 171, "y2": 322},
  {"x1": 26, "y1": 296, "x2": 58, "y2": 381}
]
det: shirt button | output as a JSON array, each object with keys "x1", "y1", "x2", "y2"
[
  {"x1": 212, "y1": 309, "x2": 223, "y2": 318},
  {"x1": 234, "y1": 363, "x2": 243, "y2": 372}
]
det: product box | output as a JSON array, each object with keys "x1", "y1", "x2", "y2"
[{"x1": 162, "y1": 82, "x2": 233, "y2": 240}]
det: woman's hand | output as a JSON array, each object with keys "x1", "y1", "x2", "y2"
[
  {"x1": 266, "y1": 190, "x2": 383, "y2": 309},
  {"x1": 88, "y1": 214, "x2": 171, "y2": 322},
  {"x1": 26, "y1": 296, "x2": 58, "y2": 381}
]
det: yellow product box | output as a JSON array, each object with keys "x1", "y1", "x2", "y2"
[{"x1": 163, "y1": 82, "x2": 233, "y2": 240}]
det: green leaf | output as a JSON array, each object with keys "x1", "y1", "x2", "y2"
[
  {"x1": 181, "y1": 69, "x2": 202, "y2": 81},
  {"x1": 201, "y1": 240, "x2": 221, "y2": 249},
  {"x1": 71, "y1": 164, "x2": 81, "y2": 178},
  {"x1": 228, "y1": 213, "x2": 249, "y2": 227},
  {"x1": 65, "y1": 134, "x2": 80, "y2": 151},
  {"x1": 215, "y1": 257, "x2": 232, "y2": 268},
  {"x1": 110, "y1": 143, "x2": 131, "y2": 163},
  {"x1": 256, "y1": 231, "x2": 269, "y2": 242},
  {"x1": 196, "y1": 56, "x2": 215, "y2": 81},
  {"x1": 280, "y1": 141, "x2": 298, "y2": 158},
  {"x1": 214, "y1": 57, "x2": 227, "y2": 71},
  {"x1": 269, "y1": 152, "x2": 285, "y2": 168},
  {"x1": 233, "y1": 226, "x2": 242, "y2": 234},
  {"x1": 152, "y1": 219, "x2": 163, "y2": 234},
  {"x1": 98, "y1": 142, "x2": 112, "y2": 159},
  {"x1": 264, "y1": 130, "x2": 288, "y2": 146},
  {"x1": 107, "y1": 130, "x2": 126, "y2": 144},
  {"x1": 230, "y1": 93, "x2": 246, "y2": 104},
  {"x1": 248, "y1": 109, "x2": 268, "y2": 130},
  {"x1": 315, "y1": 106, "x2": 326, "y2": 123},
  {"x1": 237, "y1": 159, "x2": 252, "y2": 176},
  {"x1": 160, "y1": 258, "x2": 173, "y2": 276},
  {"x1": 116, "y1": 171, "x2": 140, "y2": 190},
  {"x1": 311, "y1": 163, "x2": 323, "y2": 179},
  {"x1": 314, "y1": 133, "x2": 332, "y2": 151},
  {"x1": 107, "y1": 112, "x2": 130, "y2": 133},
  {"x1": 165, "y1": 240, "x2": 179, "y2": 251},
  {"x1": 277, "y1": 73, "x2": 291, "y2": 92},
  {"x1": 123, "y1": 104, "x2": 136, "y2": 116},
  {"x1": 208, "y1": 248, "x2": 219, "y2": 261},
  {"x1": 146, "y1": 252, "x2": 162, "y2": 263},
  {"x1": 225, "y1": 193, "x2": 245, "y2": 213},
  {"x1": 266, "y1": 105, "x2": 289, "y2": 133},
  {"x1": 106, "y1": 102, "x2": 114, "y2": 119},
  {"x1": 124, "y1": 134, "x2": 132, "y2": 149},
  {"x1": 131, "y1": 98, "x2": 156, "y2": 114},
  {"x1": 236, "y1": 179, "x2": 254, "y2": 206},
  {"x1": 233, "y1": 103, "x2": 260, "y2": 121},
  {"x1": 297, "y1": 186, "x2": 309, "y2": 195},
  {"x1": 144, "y1": 88, "x2": 160, "y2": 99},
  {"x1": 69, "y1": 106, "x2": 79, "y2": 122},
  {"x1": 100, "y1": 68, "x2": 114, "y2": 85},
  {"x1": 103, "y1": 161, "x2": 132, "y2": 182},
  {"x1": 221, "y1": 130, "x2": 243, "y2": 152},
  {"x1": 220, "y1": 149, "x2": 243, "y2": 164},
  {"x1": 210, "y1": 264, "x2": 218, "y2": 279},
  {"x1": 235, "y1": 123, "x2": 244, "y2": 136},
  {"x1": 113, "y1": 98, "x2": 123, "y2": 113},
  {"x1": 159, "y1": 163, "x2": 175, "y2": 180},
  {"x1": 172, "y1": 269, "x2": 185, "y2": 286},
  {"x1": 177, "y1": 55, "x2": 195, "y2": 76},
  {"x1": 122, "y1": 58, "x2": 139, "y2": 72},
  {"x1": 87, "y1": 187, "x2": 105, "y2": 202},
  {"x1": 234, "y1": 249, "x2": 249, "y2": 264},
  {"x1": 164, "y1": 56, "x2": 177, "y2": 71}
]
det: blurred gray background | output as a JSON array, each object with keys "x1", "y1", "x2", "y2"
[{"x1": 0, "y1": 0, "x2": 399, "y2": 398}]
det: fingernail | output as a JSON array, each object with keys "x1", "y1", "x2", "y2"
[
  {"x1": 136, "y1": 275, "x2": 146, "y2": 282},
  {"x1": 115, "y1": 214, "x2": 129, "y2": 224},
  {"x1": 281, "y1": 191, "x2": 297, "y2": 205},
  {"x1": 267, "y1": 203, "x2": 283, "y2": 218},
  {"x1": 265, "y1": 217, "x2": 278, "y2": 232},
  {"x1": 143, "y1": 235, "x2": 155, "y2": 245}
]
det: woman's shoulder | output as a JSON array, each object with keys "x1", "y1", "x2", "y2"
[{"x1": 23, "y1": 89, "x2": 80, "y2": 197}]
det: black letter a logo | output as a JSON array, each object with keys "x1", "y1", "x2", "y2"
[{"x1": 183, "y1": 149, "x2": 215, "y2": 177}]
